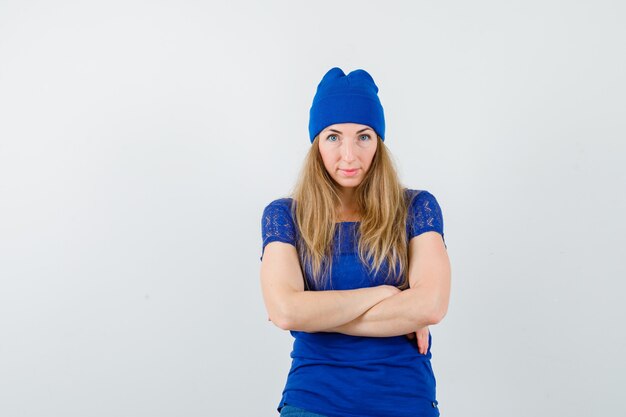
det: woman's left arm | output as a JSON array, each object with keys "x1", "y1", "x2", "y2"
[{"x1": 324, "y1": 231, "x2": 451, "y2": 337}]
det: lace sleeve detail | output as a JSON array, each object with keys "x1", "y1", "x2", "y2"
[
  {"x1": 407, "y1": 190, "x2": 446, "y2": 248},
  {"x1": 260, "y1": 199, "x2": 297, "y2": 261}
]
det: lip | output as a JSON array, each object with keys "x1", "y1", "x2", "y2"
[{"x1": 339, "y1": 168, "x2": 359, "y2": 177}]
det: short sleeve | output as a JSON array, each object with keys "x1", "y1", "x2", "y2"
[
  {"x1": 260, "y1": 199, "x2": 297, "y2": 261},
  {"x1": 407, "y1": 190, "x2": 446, "y2": 248}
]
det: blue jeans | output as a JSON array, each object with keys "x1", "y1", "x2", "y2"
[{"x1": 280, "y1": 404, "x2": 329, "y2": 417}]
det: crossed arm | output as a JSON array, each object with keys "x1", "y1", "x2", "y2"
[
  {"x1": 263, "y1": 231, "x2": 451, "y2": 339},
  {"x1": 323, "y1": 285, "x2": 439, "y2": 337}
]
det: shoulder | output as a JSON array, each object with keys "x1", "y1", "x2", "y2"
[
  {"x1": 263, "y1": 197, "x2": 295, "y2": 214},
  {"x1": 262, "y1": 197, "x2": 296, "y2": 226},
  {"x1": 404, "y1": 188, "x2": 438, "y2": 205},
  {"x1": 404, "y1": 188, "x2": 443, "y2": 216},
  {"x1": 404, "y1": 187, "x2": 445, "y2": 242},
  {"x1": 260, "y1": 197, "x2": 297, "y2": 261}
]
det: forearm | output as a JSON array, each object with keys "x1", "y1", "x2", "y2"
[
  {"x1": 282, "y1": 286, "x2": 393, "y2": 332},
  {"x1": 323, "y1": 287, "x2": 438, "y2": 337}
]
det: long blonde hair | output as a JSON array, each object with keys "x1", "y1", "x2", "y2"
[{"x1": 288, "y1": 135, "x2": 412, "y2": 291}]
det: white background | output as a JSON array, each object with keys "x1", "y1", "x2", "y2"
[{"x1": 1, "y1": 1, "x2": 624, "y2": 416}]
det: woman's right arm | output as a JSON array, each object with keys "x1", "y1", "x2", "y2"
[{"x1": 260, "y1": 241, "x2": 399, "y2": 333}]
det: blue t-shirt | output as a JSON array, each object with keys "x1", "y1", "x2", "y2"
[{"x1": 260, "y1": 189, "x2": 446, "y2": 417}]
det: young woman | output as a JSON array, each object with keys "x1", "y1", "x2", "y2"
[{"x1": 259, "y1": 67, "x2": 451, "y2": 417}]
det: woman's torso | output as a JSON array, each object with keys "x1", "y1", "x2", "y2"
[{"x1": 271, "y1": 191, "x2": 442, "y2": 417}]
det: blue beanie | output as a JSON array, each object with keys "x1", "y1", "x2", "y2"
[{"x1": 308, "y1": 67, "x2": 385, "y2": 143}]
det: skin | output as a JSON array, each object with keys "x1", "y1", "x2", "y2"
[
  {"x1": 317, "y1": 122, "x2": 378, "y2": 218},
  {"x1": 317, "y1": 122, "x2": 430, "y2": 353}
]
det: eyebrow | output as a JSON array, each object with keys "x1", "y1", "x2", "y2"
[{"x1": 324, "y1": 127, "x2": 373, "y2": 134}]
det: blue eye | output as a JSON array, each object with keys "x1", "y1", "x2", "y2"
[
  {"x1": 326, "y1": 134, "x2": 338, "y2": 141},
  {"x1": 359, "y1": 134, "x2": 371, "y2": 141}
]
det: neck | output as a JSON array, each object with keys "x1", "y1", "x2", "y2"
[{"x1": 336, "y1": 188, "x2": 360, "y2": 221}]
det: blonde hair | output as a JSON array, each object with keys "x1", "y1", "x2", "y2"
[{"x1": 287, "y1": 135, "x2": 411, "y2": 291}]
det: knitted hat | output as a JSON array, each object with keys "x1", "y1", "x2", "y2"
[{"x1": 308, "y1": 67, "x2": 385, "y2": 143}]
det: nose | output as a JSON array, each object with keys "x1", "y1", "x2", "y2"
[{"x1": 341, "y1": 140, "x2": 356, "y2": 162}]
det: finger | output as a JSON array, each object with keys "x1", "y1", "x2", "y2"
[
  {"x1": 415, "y1": 329, "x2": 424, "y2": 354},
  {"x1": 417, "y1": 334, "x2": 425, "y2": 354},
  {"x1": 417, "y1": 329, "x2": 429, "y2": 354}
]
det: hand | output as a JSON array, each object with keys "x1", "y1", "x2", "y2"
[{"x1": 406, "y1": 326, "x2": 429, "y2": 354}]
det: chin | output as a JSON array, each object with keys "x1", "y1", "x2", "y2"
[{"x1": 335, "y1": 179, "x2": 362, "y2": 188}]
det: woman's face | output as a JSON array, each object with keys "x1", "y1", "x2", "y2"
[{"x1": 318, "y1": 122, "x2": 378, "y2": 191}]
